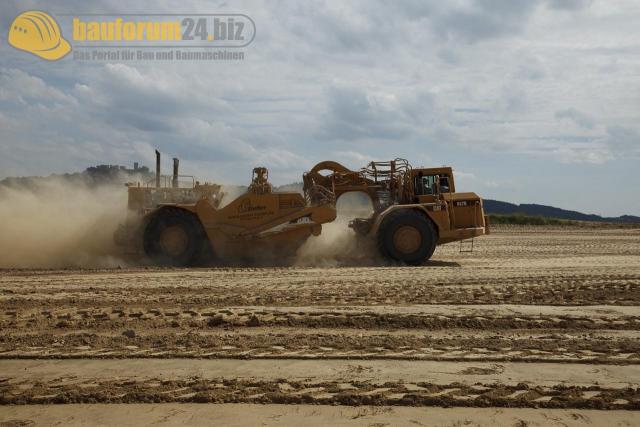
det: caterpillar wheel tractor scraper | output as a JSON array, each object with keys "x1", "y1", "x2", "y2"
[
  {"x1": 302, "y1": 159, "x2": 489, "y2": 265},
  {"x1": 114, "y1": 151, "x2": 336, "y2": 266}
]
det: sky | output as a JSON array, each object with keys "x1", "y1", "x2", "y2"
[{"x1": 0, "y1": 0, "x2": 639, "y2": 216}]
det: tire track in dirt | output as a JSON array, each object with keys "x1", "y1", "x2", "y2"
[
  {"x1": 3, "y1": 304, "x2": 640, "y2": 331},
  {"x1": 2, "y1": 377, "x2": 638, "y2": 409},
  {"x1": 2, "y1": 271, "x2": 639, "y2": 307},
  {"x1": 2, "y1": 305, "x2": 640, "y2": 363},
  {"x1": 1, "y1": 359, "x2": 639, "y2": 409},
  {"x1": 2, "y1": 329, "x2": 638, "y2": 364}
]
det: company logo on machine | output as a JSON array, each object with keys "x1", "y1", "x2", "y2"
[
  {"x1": 237, "y1": 199, "x2": 267, "y2": 215},
  {"x1": 8, "y1": 10, "x2": 71, "y2": 61}
]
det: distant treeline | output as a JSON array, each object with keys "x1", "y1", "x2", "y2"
[
  {"x1": 487, "y1": 214, "x2": 577, "y2": 226},
  {"x1": 483, "y1": 200, "x2": 639, "y2": 224}
]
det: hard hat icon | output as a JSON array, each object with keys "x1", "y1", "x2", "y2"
[{"x1": 8, "y1": 11, "x2": 71, "y2": 61}]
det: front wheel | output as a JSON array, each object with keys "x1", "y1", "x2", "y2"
[
  {"x1": 143, "y1": 208, "x2": 209, "y2": 266},
  {"x1": 377, "y1": 210, "x2": 437, "y2": 265}
]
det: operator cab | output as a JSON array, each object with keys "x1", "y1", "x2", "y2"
[{"x1": 412, "y1": 167, "x2": 454, "y2": 201}]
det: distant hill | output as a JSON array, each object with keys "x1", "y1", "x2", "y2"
[
  {"x1": 0, "y1": 164, "x2": 153, "y2": 189},
  {"x1": 483, "y1": 199, "x2": 640, "y2": 224}
]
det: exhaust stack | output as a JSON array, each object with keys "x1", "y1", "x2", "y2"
[
  {"x1": 172, "y1": 157, "x2": 179, "y2": 188},
  {"x1": 155, "y1": 150, "x2": 161, "y2": 188}
]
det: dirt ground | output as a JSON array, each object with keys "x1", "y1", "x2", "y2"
[{"x1": 1, "y1": 225, "x2": 639, "y2": 425}]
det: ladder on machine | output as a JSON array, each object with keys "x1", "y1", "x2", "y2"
[
  {"x1": 458, "y1": 200, "x2": 482, "y2": 253},
  {"x1": 459, "y1": 238, "x2": 475, "y2": 253}
]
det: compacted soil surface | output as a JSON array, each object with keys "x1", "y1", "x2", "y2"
[{"x1": 1, "y1": 225, "x2": 639, "y2": 425}]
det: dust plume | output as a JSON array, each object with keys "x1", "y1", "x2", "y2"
[
  {"x1": 0, "y1": 178, "x2": 128, "y2": 268},
  {"x1": 218, "y1": 185, "x2": 247, "y2": 208},
  {"x1": 295, "y1": 194, "x2": 382, "y2": 267}
]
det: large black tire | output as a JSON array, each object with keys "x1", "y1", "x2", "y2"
[
  {"x1": 143, "y1": 208, "x2": 210, "y2": 267},
  {"x1": 377, "y1": 209, "x2": 438, "y2": 265}
]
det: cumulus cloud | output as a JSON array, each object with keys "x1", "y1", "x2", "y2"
[
  {"x1": 332, "y1": 150, "x2": 373, "y2": 168},
  {"x1": 319, "y1": 86, "x2": 417, "y2": 141}
]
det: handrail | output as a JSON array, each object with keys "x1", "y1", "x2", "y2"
[{"x1": 144, "y1": 174, "x2": 196, "y2": 188}]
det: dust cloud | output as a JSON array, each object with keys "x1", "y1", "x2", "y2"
[
  {"x1": 218, "y1": 185, "x2": 247, "y2": 208},
  {"x1": 0, "y1": 179, "x2": 128, "y2": 268},
  {"x1": 295, "y1": 193, "x2": 382, "y2": 267},
  {"x1": 0, "y1": 178, "x2": 380, "y2": 268}
]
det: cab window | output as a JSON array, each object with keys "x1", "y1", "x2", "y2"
[
  {"x1": 439, "y1": 175, "x2": 450, "y2": 193},
  {"x1": 415, "y1": 175, "x2": 437, "y2": 195},
  {"x1": 414, "y1": 174, "x2": 451, "y2": 195}
]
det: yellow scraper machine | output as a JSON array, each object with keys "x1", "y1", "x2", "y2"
[{"x1": 114, "y1": 151, "x2": 489, "y2": 266}]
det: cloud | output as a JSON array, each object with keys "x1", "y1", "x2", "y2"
[
  {"x1": 433, "y1": 0, "x2": 541, "y2": 42},
  {"x1": 332, "y1": 150, "x2": 371, "y2": 167},
  {"x1": 318, "y1": 85, "x2": 443, "y2": 143},
  {"x1": 0, "y1": 0, "x2": 639, "y2": 215},
  {"x1": 545, "y1": 142, "x2": 612, "y2": 164},
  {"x1": 554, "y1": 108, "x2": 595, "y2": 129},
  {"x1": 545, "y1": 0, "x2": 592, "y2": 11},
  {"x1": 605, "y1": 126, "x2": 640, "y2": 157},
  {"x1": 0, "y1": 68, "x2": 76, "y2": 106},
  {"x1": 318, "y1": 86, "x2": 414, "y2": 141},
  {"x1": 0, "y1": 64, "x2": 307, "y2": 181},
  {"x1": 513, "y1": 54, "x2": 547, "y2": 81}
]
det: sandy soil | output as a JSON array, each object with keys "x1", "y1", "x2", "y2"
[
  {"x1": 1, "y1": 225, "x2": 639, "y2": 425},
  {"x1": 1, "y1": 405, "x2": 639, "y2": 427}
]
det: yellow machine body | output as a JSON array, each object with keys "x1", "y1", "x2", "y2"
[{"x1": 115, "y1": 164, "x2": 336, "y2": 264}]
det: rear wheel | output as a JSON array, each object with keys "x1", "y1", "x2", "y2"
[
  {"x1": 143, "y1": 208, "x2": 209, "y2": 267},
  {"x1": 377, "y1": 210, "x2": 437, "y2": 265}
]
